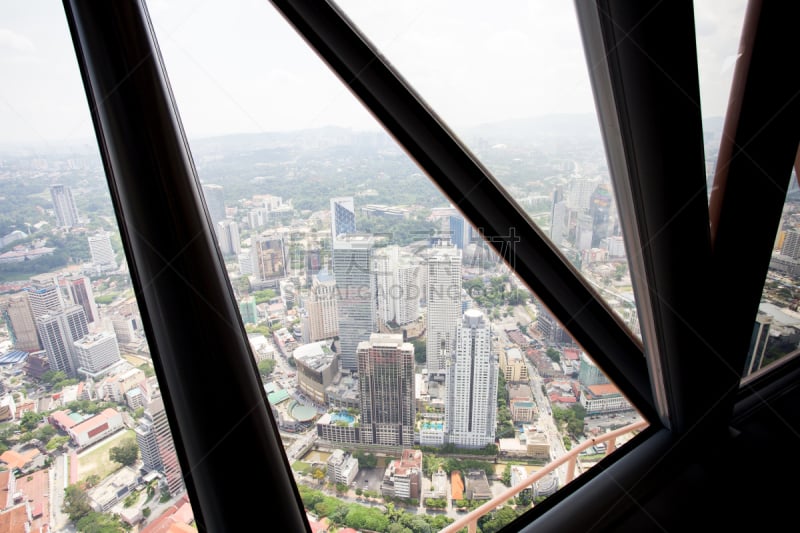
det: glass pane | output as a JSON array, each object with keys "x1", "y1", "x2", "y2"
[
  {"x1": 694, "y1": 0, "x2": 748, "y2": 193},
  {"x1": 333, "y1": 0, "x2": 644, "y2": 340},
  {"x1": 745, "y1": 170, "x2": 800, "y2": 380},
  {"x1": 0, "y1": 4, "x2": 195, "y2": 530},
  {"x1": 147, "y1": 0, "x2": 648, "y2": 528}
]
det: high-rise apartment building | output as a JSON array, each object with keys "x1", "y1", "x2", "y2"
[
  {"x1": 36, "y1": 305, "x2": 88, "y2": 377},
  {"x1": 251, "y1": 235, "x2": 286, "y2": 282},
  {"x1": 446, "y1": 310, "x2": 498, "y2": 448},
  {"x1": 62, "y1": 274, "x2": 99, "y2": 325},
  {"x1": 781, "y1": 229, "x2": 800, "y2": 259},
  {"x1": 302, "y1": 272, "x2": 339, "y2": 343},
  {"x1": 50, "y1": 184, "x2": 79, "y2": 228},
  {"x1": 135, "y1": 411, "x2": 163, "y2": 473},
  {"x1": 74, "y1": 331, "x2": 121, "y2": 377},
  {"x1": 374, "y1": 246, "x2": 421, "y2": 328},
  {"x1": 201, "y1": 183, "x2": 226, "y2": 226},
  {"x1": 88, "y1": 232, "x2": 118, "y2": 272},
  {"x1": 26, "y1": 275, "x2": 63, "y2": 320},
  {"x1": 358, "y1": 333, "x2": 415, "y2": 446},
  {"x1": 217, "y1": 219, "x2": 241, "y2": 256},
  {"x1": 333, "y1": 234, "x2": 375, "y2": 371},
  {"x1": 425, "y1": 242, "x2": 462, "y2": 372},
  {"x1": 144, "y1": 395, "x2": 185, "y2": 495},
  {"x1": 330, "y1": 196, "x2": 356, "y2": 244},
  {"x1": 0, "y1": 292, "x2": 41, "y2": 352}
]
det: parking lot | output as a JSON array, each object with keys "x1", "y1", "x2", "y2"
[{"x1": 352, "y1": 467, "x2": 386, "y2": 493}]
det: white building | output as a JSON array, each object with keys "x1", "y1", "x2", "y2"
[
  {"x1": 36, "y1": 305, "x2": 88, "y2": 377},
  {"x1": 425, "y1": 242, "x2": 462, "y2": 372},
  {"x1": 446, "y1": 309, "x2": 498, "y2": 448},
  {"x1": 75, "y1": 331, "x2": 121, "y2": 377},
  {"x1": 69, "y1": 408, "x2": 124, "y2": 449},
  {"x1": 327, "y1": 449, "x2": 359, "y2": 486},
  {"x1": 217, "y1": 219, "x2": 241, "y2": 256},
  {"x1": 302, "y1": 272, "x2": 339, "y2": 343},
  {"x1": 88, "y1": 232, "x2": 118, "y2": 272},
  {"x1": 374, "y1": 246, "x2": 421, "y2": 328}
]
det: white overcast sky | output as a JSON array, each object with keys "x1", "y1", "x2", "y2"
[{"x1": 0, "y1": 0, "x2": 746, "y2": 146}]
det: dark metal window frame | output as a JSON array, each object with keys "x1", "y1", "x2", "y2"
[{"x1": 60, "y1": 0, "x2": 800, "y2": 531}]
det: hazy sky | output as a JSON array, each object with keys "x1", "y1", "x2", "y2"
[{"x1": 0, "y1": 0, "x2": 746, "y2": 146}]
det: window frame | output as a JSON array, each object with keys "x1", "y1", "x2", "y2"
[{"x1": 60, "y1": 0, "x2": 800, "y2": 531}]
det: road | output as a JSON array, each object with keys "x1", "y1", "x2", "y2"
[{"x1": 50, "y1": 453, "x2": 74, "y2": 532}]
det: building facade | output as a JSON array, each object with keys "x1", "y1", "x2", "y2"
[
  {"x1": 74, "y1": 331, "x2": 121, "y2": 377},
  {"x1": 374, "y1": 246, "x2": 421, "y2": 328},
  {"x1": 50, "y1": 184, "x2": 79, "y2": 228},
  {"x1": 88, "y1": 232, "x2": 118, "y2": 272},
  {"x1": 302, "y1": 273, "x2": 339, "y2": 343},
  {"x1": 36, "y1": 305, "x2": 88, "y2": 377},
  {"x1": 358, "y1": 334, "x2": 415, "y2": 446},
  {"x1": 425, "y1": 243, "x2": 462, "y2": 372},
  {"x1": 333, "y1": 234, "x2": 375, "y2": 372},
  {"x1": 446, "y1": 310, "x2": 498, "y2": 448},
  {"x1": 1, "y1": 292, "x2": 41, "y2": 352},
  {"x1": 330, "y1": 196, "x2": 356, "y2": 244}
]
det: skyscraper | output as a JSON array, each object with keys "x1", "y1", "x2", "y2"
[
  {"x1": 36, "y1": 305, "x2": 88, "y2": 377},
  {"x1": 26, "y1": 275, "x2": 63, "y2": 320},
  {"x1": 217, "y1": 219, "x2": 241, "y2": 256},
  {"x1": 374, "y1": 246, "x2": 421, "y2": 328},
  {"x1": 358, "y1": 333, "x2": 415, "y2": 446},
  {"x1": 302, "y1": 272, "x2": 339, "y2": 343},
  {"x1": 50, "y1": 184, "x2": 79, "y2": 228},
  {"x1": 446, "y1": 309, "x2": 497, "y2": 448},
  {"x1": 74, "y1": 331, "x2": 121, "y2": 377},
  {"x1": 202, "y1": 183, "x2": 226, "y2": 226},
  {"x1": 333, "y1": 234, "x2": 375, "y2": 371},
  {"x1": 448, "y1": 214, "x2": 470, "y2": 250},
  {"x1": 62, "y1": 275, "x2": 99, "y2": 325},
  {"x1": 138, "y1": 395, "x2": 184, "y2": 495},
  {"x1": 330, "y1": 196, "x2": 356, "y2": 244},
  {"x1": 251, "y1": 235, "x2": 286, "y2": 283},
  {"x1": 88, "y1": 232, "x2": 118, "y2": 272},
  {"x1": 0, "y1": 292, "x2": 41, "y2": 352},
  {"x1": 425, "y1": 242, "x2": 462, "y2": 372},
  {"x1": 744, "y1": 312, "x2": 772, "y2": 376}
]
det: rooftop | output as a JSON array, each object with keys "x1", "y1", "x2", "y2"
[{"x1": 586, "y1": 383, "x2": 621, "y2": 397}]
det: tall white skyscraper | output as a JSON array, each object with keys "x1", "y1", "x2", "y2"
[
  {"x1": 333, "y1": 234, "x2": 375, "y2": 371},
  {"x1": 217, "y1": 220, "x2": 241, "y2": 256},
  {"x1": 374, "y1": 246, "x2": 421, "y2": 328},
  {"x1": 425, "y1": 242, "x2": 462, "y2": 372},
  {"x1": 330, "y1": 197, "x2": 356, "y2": 244},
  {"x1": 88, "y1": 232, "x2": 118, "y2": 272},
  {"x1": 36, "y1": 305, "x2": 88, "y2": 377},
  {"x1": 74, "y1": 331, "x2": 121, "y2": 377},
  {"x1": 358, "y1": 333, "x2": 415, "y2": 446},
  {"x1": 446, "y1": 309, "x2": 498, "y2": 448},
  {"x1": 50, "y1": 184, "x2": 79, "y2": 228}
]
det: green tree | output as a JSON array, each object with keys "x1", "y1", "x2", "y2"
[
  {"x1": 479, "y1": 506, "x2": 520, "y2": 533},
  {"x1": 19, "y1": 411, "x2": 41, "y2": 432},
  {"x1": 409, "y1": 338, "x2": 426, "y2": 364},
  {"x1": 501, "y1": 464, "x2": 512, "y2": 486},
  {"x1": 257, "y1": 358, "x2": 276, "y2": 376},
  {"x1": 546, "y1": 348, "x2": 561, "y2": 362},
  {"x1": 63, "y1": 484, "x2": 92, "y2": 522},
  {"x1": 109, "y1": 439, "x2": 139, "y2": 467},
  {"x1": 344, "y1": 506, "x2": 390, "y2": 532},
  {"x1": 46, "y1": 435, "x2": 70, "y2": 452},
  {"x1": 516, "y1": 490, "x2": 532, "y2": 508},
  {"x1": 75, "y1": 511, "x2": 127, "y2": 532},
  {"x1": 311, "y1": 467, "x2": 326, "y2": 485}
]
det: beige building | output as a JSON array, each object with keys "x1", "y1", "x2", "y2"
[
  {"x1": 500, "y1": 347, "x2": 529, "y2": 382},
  {"x1": 302, "y1": 273, "x2": 339, "y2": 343}
]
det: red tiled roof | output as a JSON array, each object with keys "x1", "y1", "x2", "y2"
[
  {"x1": 0, "y1": 505, "x2": 28, "y2": 533},
  {"x1": 587, "y1": 383, "x2": 620, "y2": 396},
  {"x1": 70, "y1": 408, "x2": 119, "y2": 435}
]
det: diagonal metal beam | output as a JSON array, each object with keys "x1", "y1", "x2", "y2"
[
  {"x1": 270, "y1": 0, "x2": 656, "y2": 422},
  {"x1": 63, "y1": 1, "x2": 309, "y2": 531}
]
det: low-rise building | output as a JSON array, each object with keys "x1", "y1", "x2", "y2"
[
  {"x1": 500, "y1": 347, "x2": 529, "y2": 383},
  {"x1": 510, "y1": 400, "x2": 536, "y2": 423},
  {"x1": 381, "y1": 449, "x2": 422, "y2": 500},
  {"x1": 579, "y1": 383, "x2": 632, "y2": 415},
  {"x1": 88, "y1": 466, "x2": 138, "y2": 512},
  {"x1": 315, "y1": 413, "x2": 360, "y2": 445},
  {"x1": 68, "y1": 408, "x2": 124, "y2": 449},
  {"x1": 464, "y1": 470, "x2": 492, "y2": 500},
  {"x1": 326, "y1": 449, "x2": 359, "y2": 486}
]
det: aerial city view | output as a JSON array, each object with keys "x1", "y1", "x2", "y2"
[
  {"x1": 1, "y1": 2, "x2": 778, "y2": 532},
  {"x1": 4, "y1": 116, "x2": 724, "y2": 533}
]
